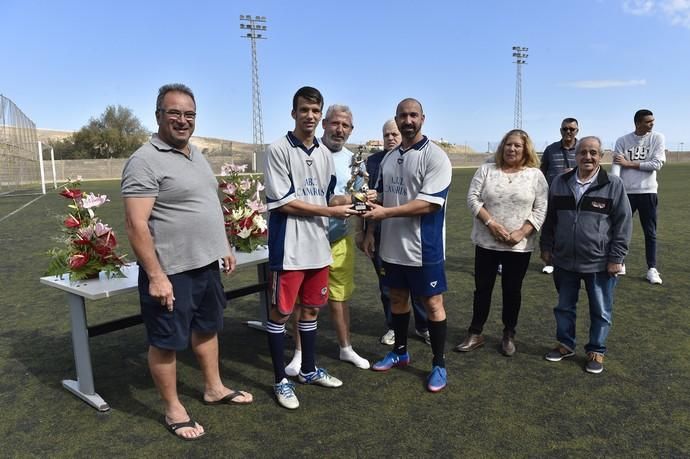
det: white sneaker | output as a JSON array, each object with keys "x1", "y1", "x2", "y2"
[
  {"x1": 339, "y1": 347, "x2": 370, "y2": 369},
  {"x1": 415, "y1": 329, "x2": 431, "y2": 345},
  {"x1": 274, "y1": 378, "x2": 299, "y2": 409},
  {"x1": 285, "y1": 351, "x2": 301, "y2": 377},
  {"x1": 542, "y1": 265, "x2": 554, "y2": 274},
  {"x1": 646, "y1": 267, "x2": 662, "y2": 285},
  {"x1": 298, "y1": 368, "x2": 343, "y2": 388},
  {"x1": 380, "y1": 329, "x2": 395, "y2": 345}
]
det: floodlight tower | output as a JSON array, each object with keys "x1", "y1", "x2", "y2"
[
  {"x1": 512, "y1": 46, "x2": 528, "y2": 129},
  {"x1": 240, "y1": 15, "x2": 267, "y2": 171}
]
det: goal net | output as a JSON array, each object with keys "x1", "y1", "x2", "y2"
[{"x1": 0, "y1": 94, "x2": 52, "y2": 196}]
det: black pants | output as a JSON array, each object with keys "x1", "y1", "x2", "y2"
[{"x1": 469, "y1": 246, "x2": 531, "y2": 336}]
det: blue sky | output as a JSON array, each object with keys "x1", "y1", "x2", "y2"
[{"x1": 2, "y1": 0, "x2": 689, "y2": 152}]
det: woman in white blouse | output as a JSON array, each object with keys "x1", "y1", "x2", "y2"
[{"x1": 456, "y1": 129, "x2": 548, "y2": 356}]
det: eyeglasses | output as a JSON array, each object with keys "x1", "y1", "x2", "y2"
[
  {"x1": 159, "y1": 109, "x2": 196, "y2": 120},
  {"x1": 561, "y1": 127, "x2": 578, "y2": 132}
]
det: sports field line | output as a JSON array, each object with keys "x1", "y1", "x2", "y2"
[{"x1": 0, "y1": 195, "x2": 44, "y2": 224}]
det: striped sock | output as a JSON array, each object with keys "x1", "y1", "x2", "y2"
[
  {"x1": 298, "y1": 319, "x2": 317, "y2": 375},
  {"x1": 266, "y1": 320, "x2": 286, "y2": 383}
]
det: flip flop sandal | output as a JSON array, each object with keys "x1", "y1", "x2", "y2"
[
  {"x1": 203, "y1": 389, "x2": 253, "y2": 405},
  {"x1": 165, "y1": 417, "x2": 206, "y2": 441}
]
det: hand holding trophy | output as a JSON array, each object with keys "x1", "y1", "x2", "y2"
[{"x1": 345, "y1": 145, "x2": 371, "y2": 212}]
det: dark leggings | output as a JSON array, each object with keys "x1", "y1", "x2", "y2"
[{"x1": 469, "y1": 246, "x2": 531, "y2": 336}]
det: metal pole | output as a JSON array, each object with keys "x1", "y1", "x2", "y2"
[
  {"x1": 240, "y1": 15, "x2": 267, "y2": 172},
  {"x1": 50, "y1": 147, "x2": 57, "y2": 188},
  {"x1": 512, "y1": 46, "x2": 528, "y2": 130},
  {"x1": 38, "y1": 141, "x2": 46, "y2": 194}
]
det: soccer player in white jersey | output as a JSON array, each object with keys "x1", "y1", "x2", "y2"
[
  {"x1": 284, "y1": 105, "x2": 371, "y2": 377},
  {"x1": 361, "y1": 98, "x2": 452, "y2": 392},
  {"x1": 263, "y1": 87, "x2": 356, "y2": 409}
]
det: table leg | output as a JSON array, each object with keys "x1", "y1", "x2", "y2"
[
  {"x1": 245, "y1": 262, "x2": 270, "y2": 332},
  {"x1": 62, "y1": 292, "x2": 110, "y2": 411}
]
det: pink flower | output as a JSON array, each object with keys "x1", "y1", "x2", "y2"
[
  {"x1": 220, "y1": 183, "x2": 237, "y2": 196},
  {"x1": 248, "y1": 199, "x2": 267, "y2": 213},
  {"x1": 93, "y1": 222, "x2": 112, "y2": 237},
  {"x1": 81, "y1": 193, "x2": 109, "y2": 209},
  {"x1": 239, "y1": 179, "x2": 252, "y2": 192}
]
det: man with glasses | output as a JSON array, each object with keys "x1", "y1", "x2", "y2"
[
  {"x1": 539, "y1": 118, "x2": 579, "y2": 274},
  {"x1": 122, "y1": 84, "x2": 253, "y2": 441}
]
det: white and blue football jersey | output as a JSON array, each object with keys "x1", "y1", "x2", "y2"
[
  {"x1": 264, "y1": 132, "x2": 336, "y2": 271},
  {"x1": 376, "y1": 136, "x2": 451, "y2": 267}
]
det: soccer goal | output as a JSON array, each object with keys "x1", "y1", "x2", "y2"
[{"x1": 0, "y1": 94, "x2": 55, "y2": 196}]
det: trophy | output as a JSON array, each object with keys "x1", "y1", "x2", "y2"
[{"x1": 345, "y1": 145, "x2": 370, "y2": 212}]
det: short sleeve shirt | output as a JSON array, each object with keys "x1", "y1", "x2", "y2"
[
  {"x1": 121, "y1": 134, "x2": 230, "y2": 275},
  {"x1": 264, "y1": 132, "x2": 336, "y2": 271},
  {"x1": 376, "y1": 136, "x2": 452, "y2": 266}
]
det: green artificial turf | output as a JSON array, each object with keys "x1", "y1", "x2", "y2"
[{"x1": 0, "y1": 166, "x2": 688, "y2": 457}]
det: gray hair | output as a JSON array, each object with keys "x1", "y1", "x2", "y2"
[
  {"x1": 575, "y1": 136, "x2": 603, "y2": 154},
  {"x1": 156, "y1": 83, "x2": 196, "y2": 111},
  {"x1": 324, "y1": 104, "x2": 353, "y2": 123},
  {"x1": 382, "y1": 119, "x2": 397, "y2": 133}
]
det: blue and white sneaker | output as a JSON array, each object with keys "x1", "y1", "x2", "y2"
[
  {"x1": 371, "y1": 351, "x2": 410, "y2": 371},
  {"x1": 427, "y1": 366, "x2": 447, "y2": 392},
  {"x1": 298, "y1": 368, "x2": 343, "y2": 388},
  {"x1": 274, "y1": 378, "x2": 299, "y2": 409}
]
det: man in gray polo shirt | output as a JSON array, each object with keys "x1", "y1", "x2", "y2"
[{"x1": 121, "y1": 83, "x2": 252, "y2": 441}]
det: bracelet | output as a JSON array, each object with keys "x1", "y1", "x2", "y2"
[{"x1": 484, "y1": 218, "x2": 493, "y2": 226}]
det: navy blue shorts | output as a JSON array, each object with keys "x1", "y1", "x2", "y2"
[
  {"x1": 139, "y1": 262, "x2": 226, "y2": 351},
  {"x1": 382, "y1": 261, "x2": 447, "y2": 297}
]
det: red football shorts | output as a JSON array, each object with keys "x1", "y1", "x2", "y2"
[{"x1": 270, "y1": 267, "x2": 329, "y2": 315}]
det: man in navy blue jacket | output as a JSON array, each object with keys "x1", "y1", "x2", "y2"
[{"x1": 540, "y1": 136, "x2": 632, "y2": 374}]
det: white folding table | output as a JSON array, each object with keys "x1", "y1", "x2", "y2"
[{"x1": 39, "y1": 248, "x2": 269, "y2": 411}]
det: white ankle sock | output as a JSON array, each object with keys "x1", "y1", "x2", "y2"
[
  {"x1": 285, "y1": 350, "x2": 302, "y2": 377},
  {"x1": 339, "y1": 346, "x2": 370, "y2": 369}
]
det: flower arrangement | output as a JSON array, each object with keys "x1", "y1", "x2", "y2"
[
  {"x1": 46, "y1": 179, "x2": 128, "y2": 280},
  {"x1": 219, "y1": 163, "x2": 267, "y2": 253}
]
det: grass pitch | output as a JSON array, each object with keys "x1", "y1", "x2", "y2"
[{"x1": 0, "y1": 165, "x2": 688, "y2": 457}]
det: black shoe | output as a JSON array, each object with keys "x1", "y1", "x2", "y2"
[{"x1": 544, "y1": 345, "x2": 575, "y2": 362}]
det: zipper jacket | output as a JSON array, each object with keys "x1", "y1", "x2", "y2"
[{"x1": 540, "y1": 167, "x2": 632, "y2": 273}]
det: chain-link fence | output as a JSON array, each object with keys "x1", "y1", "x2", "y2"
[{"x1": 0, "y1": 95, "x2": 41, "y2": 195}]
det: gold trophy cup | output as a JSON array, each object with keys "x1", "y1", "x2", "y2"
[{"x1": 346, "y1": 145, "x2": 370, "y2": 212}]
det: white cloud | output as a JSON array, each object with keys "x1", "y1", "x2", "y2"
[
  {"x1": 563, "y1": 79, "x2": 647, "y2": 89},
  {"x1": 623, "y1": 0, "x2": 656, "y2": 15},
  {"x1": 622, "y1": 0, "x2": 690, "y2": 28}
]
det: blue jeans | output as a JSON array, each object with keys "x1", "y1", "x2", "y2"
[
  {"x1": 553, "y1": 267, "x2": 619, "y2": 354},
  {"x1": 372, "y1": 232, "x2": 428, "y2": 331}
]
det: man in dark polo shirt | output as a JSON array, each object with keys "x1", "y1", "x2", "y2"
[
  {"x1": 540, "y1": 117, "x2": 579, "y2": 275},
  {"x1": 121, "y1": 83, "x2": 252, "y2": 441}
]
